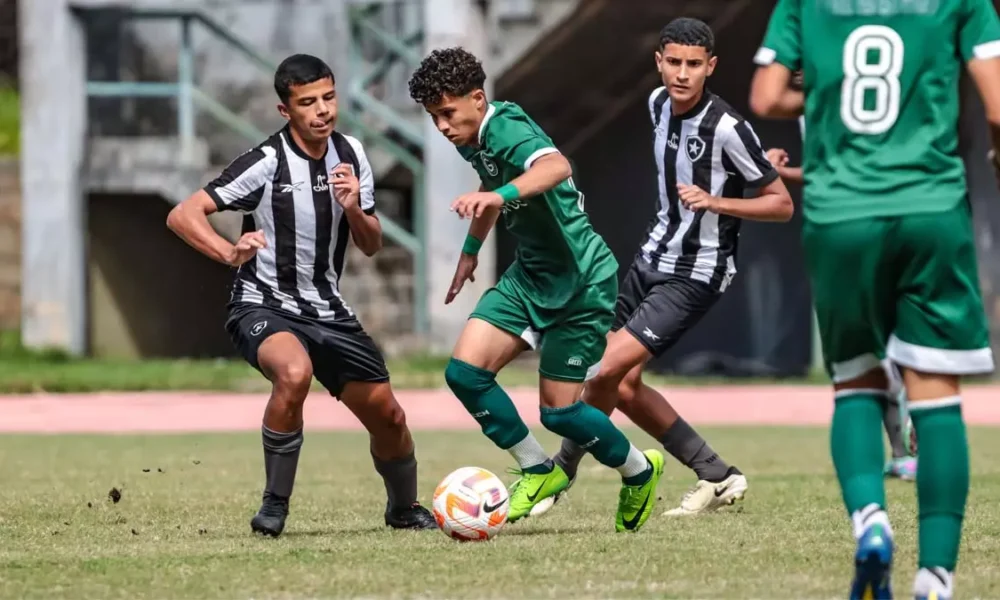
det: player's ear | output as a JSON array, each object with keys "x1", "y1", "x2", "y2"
[
  {"x1": 471, "y1": 88, "x2": 486, "y2": 109},
  {"x1": 707, "y1": 55, "x2": 718, "y2": 76},
  {"x1": 654, "y1": 50, "x2": 663, "y2": 65},
  {"x1": 277, "y1": 103, "x2": 291, "y2": 121}
]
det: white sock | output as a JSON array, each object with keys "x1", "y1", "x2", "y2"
[
  {"x1": 507, "y1": 433, "x2": 550, "y2": 471},
  {"x1": 851, "y1": 503, "x2": 894, "y2": 540},
  {"x1": 616, "y1": 445, "x2": 649, "y2": 480},
  {"x1": 913, "y1": 567, "x2": 953, "y2": 598}
]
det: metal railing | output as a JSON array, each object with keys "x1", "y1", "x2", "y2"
[{"x1": 79, "y1": 6, "x2": 429, "y2": 335}]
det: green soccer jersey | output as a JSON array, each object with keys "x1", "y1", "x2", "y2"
[
  {"x1": 756, "y1": 0, "x2": 1000, "y2": 224},
  {"x1": 458, "y1": 101, "x2": 618, "y2": 308}
]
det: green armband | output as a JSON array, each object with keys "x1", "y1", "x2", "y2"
[
  {"x1": 462, "y1": 235, "x2": 483, "y2": 256},
  {"x1": 495, "y1": 183, "x2": 520, "y2": 204}
]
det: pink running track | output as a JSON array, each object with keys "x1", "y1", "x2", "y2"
[{"x1": 0, "y1": 385, "x2": 997, "y2": 433}]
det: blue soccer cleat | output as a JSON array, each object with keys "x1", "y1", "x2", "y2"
[{"x1": 850, "y1": 522, "x2": 894, "y2": 600}]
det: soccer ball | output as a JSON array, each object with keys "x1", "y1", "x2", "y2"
[{"x1": 432, "y1": 466, "x2": 509, "y2": 541}]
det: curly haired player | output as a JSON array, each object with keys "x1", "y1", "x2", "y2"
[{"x1": 408, "y1": 47, "x2": 665, "y2": 532}]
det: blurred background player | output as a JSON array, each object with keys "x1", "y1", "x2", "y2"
[
  {"x1": 408, "y1": 47, "x2": 665, "y2": 532},
  {"x1": 751, "y1": 1, "x2": 1000, "y2": 598},
  {"x1": 545, "y1": 17, "x2": 793, "y2": 517},
  {"x1": 765, "y1": 97, "x2": 918, "y2": 482},
  {"x1": 167, "y1": 54, "x2": 436, "y2": 537}
]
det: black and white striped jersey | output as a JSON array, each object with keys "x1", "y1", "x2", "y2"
[
  {"x1": 204, "y1": 125, "x2": 374, "y2": 322},
  {"x1": 640, "y1": 88, "x2": 778, "y2": 292}
]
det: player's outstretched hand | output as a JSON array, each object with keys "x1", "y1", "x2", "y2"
[
  {"x1": 677, "y1": 184, "x2": 720, "y2": 213},
  {"x1": 450, "y1": 191, "x2": 504, "y2": 219},
  {"x1": 445, "y1": 253, "x2": 478, "y2": 304},
  {"x1": 330, "y1": 163, "x2": 360, "y2": 210},
  {"x1": 228, "y1": 230, "x2": 266, "y2": 267},
  {"x1": 766, "y1": 148, "x2": 790, "y2": 169}
]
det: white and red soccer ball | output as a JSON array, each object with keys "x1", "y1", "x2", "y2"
[{"x1": 432, "y1": 466, "x2": 509, "y2": 541}]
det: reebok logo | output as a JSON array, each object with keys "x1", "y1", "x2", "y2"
[
  {"x1": 280, "y1": 182, "x2": 304, "y2": 193},
  {"x1": 643, "y1": 327, "x2": 660, "y2": 341}
]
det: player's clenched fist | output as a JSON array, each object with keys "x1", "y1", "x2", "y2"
[
  {"x1": 227, "y1": 230, "x2": 266, "y2": 267},
  {"x1": 330, "y1": 163, "x2": 360, "y2": 210},
  {"x1": 450, "y1": 191, "x2": 504, "y2": 219},
  {"x1": 677, "y1": 184, "x2": 720, "y2": 213}
]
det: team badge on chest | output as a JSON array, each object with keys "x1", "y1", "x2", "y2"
[
  {"x1": 685, "y1": 135, "x2": 706, "y2": 162},
  {"x1": 480, "y1": 154, "x2": 499, "y2": 177}
]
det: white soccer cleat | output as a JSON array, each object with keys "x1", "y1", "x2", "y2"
[
  {"x1": 663, "y1": 470, "x2": 748, "y2": 516},
  {"x1": 528, "y1": 475, "x2": 575, "y2": 517}
]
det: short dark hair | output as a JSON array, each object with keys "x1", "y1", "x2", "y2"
[
  {"x1": 274, "y1": 54, "x2": 335, "y2": 103},
  {"x1": 408, "y1": 47, "x2": 487, "y2": 106},
  {"x1": 658, "y1": 17, "x2": 715, "y2": 54}
]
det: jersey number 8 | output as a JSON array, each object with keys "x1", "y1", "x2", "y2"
[{"x1": 841, "y1": 25, "x2": 904, "y2": 135}]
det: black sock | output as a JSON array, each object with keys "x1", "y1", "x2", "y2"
[
  {"x1": 262, "y1": 425, "x2": 303, "y2": 500},
  {"x1": 659, "y1": 417, "x2": 732, "y2": 482},
  {"x1": 553, "y1": 438, "x2": 587, "y2": 480},
  {"x1": 372, "y1": 451, "x2": 418, "y2": 512}
]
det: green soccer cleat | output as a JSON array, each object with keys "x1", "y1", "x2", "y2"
[
  {"x1": 506, "y1": 464, "x2": 571, "y2": 523},
  {"x1": 615, "y1": 449, "x2": 665, "y2": 532}
]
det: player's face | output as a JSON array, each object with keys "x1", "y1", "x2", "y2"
[
  {"x1": 656, "y1": 44, "x2": 717, "y2": 106},
  {"x1": 278, "y1": 77, "x2": 338, "y2": 143},
  {"x1": 423, "y1": 90, "x2": 487, "y2": 147}
]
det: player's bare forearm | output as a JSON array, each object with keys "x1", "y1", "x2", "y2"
[
  {"x1": 778, "y1": 166, "x2": 804, "y2": 184},
  {"x1": 166, "y1": 190, "x2": 238, "y2": 264},
  {"x1": 505, "y1": 152, "x2": 573, "y2": 200},
  {"x1": 749, "y1": 64, "x2": 804, "y2": 118},
  {"x1": 716, "y1": 179, "x2": 794, "y2": 222},
  {"x1": 467, "y1": 205, "x2": 500, "y2": 243},
  {"x1": 344, "y1": 204, "x2": 383, "y2": 256}
]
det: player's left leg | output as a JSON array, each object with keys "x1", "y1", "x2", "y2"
[
  {"x1": 881, "y1": 359, "x2": 917, "y2": 481},
  {"x1": 804, "y1": 217, "x2": 897, "y2": 600},
  {"x1": 314, "y1": 321, "x2": 435, "y2": 530},
  {"x1": 535, "y1": 275, "x2": 664, "y2": 532},
  {"x1": 889, "y1": 206, "x2": 994, "y2": 600}
]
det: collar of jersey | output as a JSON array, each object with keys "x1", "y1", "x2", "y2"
[
  {"x1": 477, "y1": 103, "x2": 498, "y2": 146},
  {"x1": 671, "y1": 89, "x2": 712, "y2": 121},
  {"x1": 282, "y1": 125, "x2": 329, "y2": 162}
]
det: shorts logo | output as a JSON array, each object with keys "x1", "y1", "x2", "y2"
[
  {"x1": 567, "y1": 356, "x2": 583, "y2": 367},
  {"x1": 250, "y1": 321, "x2": 268, "y2": 336},
  {"x1": 685, "y1": 135, "x2": 706, "y2": 162},
  {"x1": 481, "y1": 154, "x2": 499, "y2": 177}
]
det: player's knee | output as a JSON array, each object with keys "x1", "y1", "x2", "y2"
[
  {"x1": 377, "y1": 397, "x2": 408, "y2": 432},
  {"x1": 445, "y1": 357, "x2": 496, "y2": 401},
  {"x1": 271, "y1": 359, "x2": 313, "y2": 400}
]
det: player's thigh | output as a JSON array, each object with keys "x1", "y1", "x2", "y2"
[
  {"x1": 890, "y1": 205, "x2": 995, "y2": 376},
  {"x1": 311, "y1": 320, "x2": 390, "y2": 399},
  {"x1": 611, "y1": 258, "x2": 647, "y2": 333},
  {"x1": 802, "y1": 218, "x2": 895, "y2": 383},
  {"x1": 538, "y1": 275, "x2": 617, "y2": 389},
  {"x1": 623, "y1": 275, "x2": 720, "y2": 359},
  {"x1": 225, "y1": 304, "x2": 313, "y2": 387},
  {"x1": 454, "y1": 281, "x2": 531, "y2": 373}
]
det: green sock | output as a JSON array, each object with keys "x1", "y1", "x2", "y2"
[
  {"x1": 541, "y1": 402, "x2": 649, "y2": 481},
  {"x1": 910, "y1": 397, "x2": 968, "y2": 571},
  {"x1": 831, "y1": 391, "x2": 887, "y2": 515},
  {"x1": 444, "y1": 358, "x2": 530, "y2": 450}
]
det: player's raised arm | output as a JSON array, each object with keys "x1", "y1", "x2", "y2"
[
  {"x1": 748, "y1": 0, "x2": 804, "y2": 118},
  {"x1": 962, "y1": 0, "x2": 1000, "y2": 185},
  {"x1": 166, "y1": 146, "x2": 276, "y2": 266}
]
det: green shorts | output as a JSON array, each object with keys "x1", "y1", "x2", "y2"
[
  {"x1": 470, "y1": 273, "x2": 617, "y2": 382},
  {"x1": 802, "y1": 202, "x2": 994, "y2": 382}
]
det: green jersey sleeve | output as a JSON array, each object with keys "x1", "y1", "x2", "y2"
[
  {"x1": 486, "y1": 111, "x2": 560, "y2": 173},
  {"x1": 960, "y1": 0, "x2": 1000, "y2": 61},
  {"x1": 754, "y1": 0, "x2": 802, "y2": 70}
]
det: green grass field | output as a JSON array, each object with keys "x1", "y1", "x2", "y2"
[{"x1": 2, "y1": 427, "x2": 1000, "y2": 599}]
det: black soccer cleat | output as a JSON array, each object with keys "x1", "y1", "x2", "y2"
[
  {"x1": 250, "y1": 493, "x2": 289, "y2": 537},
  {"x1": 385, "y1": 502, "x2": 437, "y2": 530}
]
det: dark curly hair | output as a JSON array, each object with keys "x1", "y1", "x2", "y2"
[
  {"x1": 408, "y1": 47, "x2": 487, "y2": 106},
  {"x1": 658, "y1": 17, "x2": 715, "y2": 54}
]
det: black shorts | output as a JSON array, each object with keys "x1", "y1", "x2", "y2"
[
  {"x1": 612, "y1": 257, "x2": 722, "y2": 357},
  {"x1": 225, "y1": 303, "x2": 389, "y2": 398}
]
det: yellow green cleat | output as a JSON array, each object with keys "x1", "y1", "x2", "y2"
[
  {"x1": 615, "y1": 449, "x2": 665, "y2": 532},
  {"x1": 507, "y1": 464, "x2": 571, "y2": 523}
]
